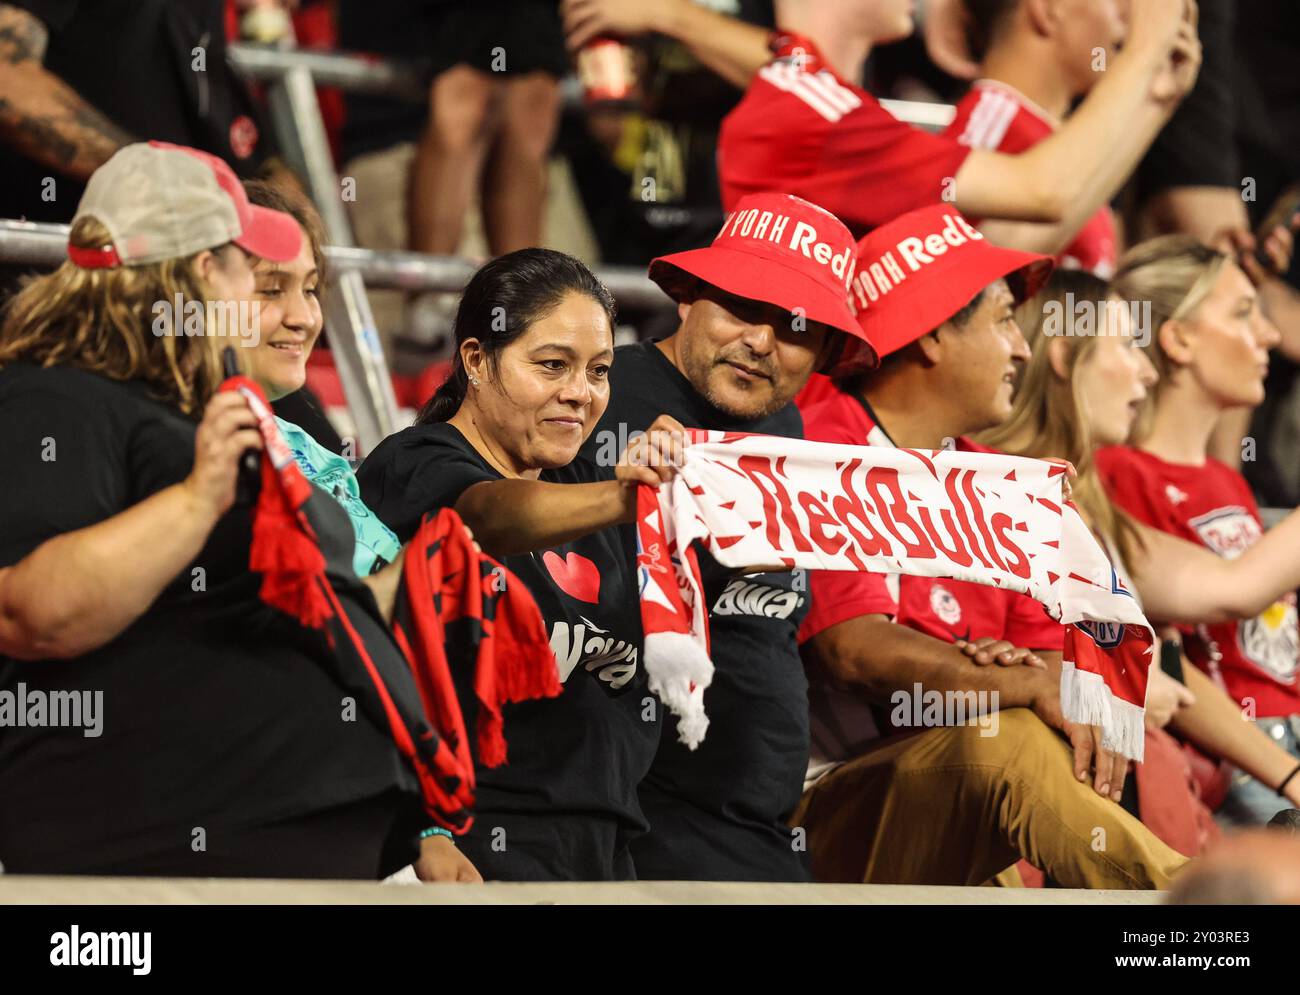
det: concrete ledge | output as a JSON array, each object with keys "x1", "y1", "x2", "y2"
[{"x1": 0, "y1": 876, "x2": 1165, "y2": 905}]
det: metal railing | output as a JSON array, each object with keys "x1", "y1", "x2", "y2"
[
  {"x1": 0, "y1": 43, "x2": 953, "y2": 450},
  {"x1": 227, "y1": 44, "x2": 957, "y2": 131},
  {"x1": 231, "y1": 44, "x2": 956, "y2": 447},
  {"x1": 0, "y1": 219, "x2": 677, "y2": 305}
]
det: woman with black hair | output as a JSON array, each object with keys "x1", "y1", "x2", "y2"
[{"x1": 357, "y1": 248, "x2": 686, "y2": 881}]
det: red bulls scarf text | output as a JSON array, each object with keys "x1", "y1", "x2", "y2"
[
  {"x1": 222, "y1": 376, "x2": 559, "y2": 832},
  {"x1": 636, "y1": 431, "x2": 1153, "y2": 760}
]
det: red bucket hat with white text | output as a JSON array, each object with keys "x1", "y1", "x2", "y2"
[
  {"x1": 649, "y1": 192, "x2": 877, "y2": 369},
  {"x1": 850, "y1": 204, "x2": 1053, "y2": 358}
]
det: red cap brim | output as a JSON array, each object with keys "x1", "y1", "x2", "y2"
[
  {"x1": 234, "y1": 203, "x2": 303, "y2": 262},
  {"x1": 858, "y1": 244, "x2": 1053, "y2": 358}
]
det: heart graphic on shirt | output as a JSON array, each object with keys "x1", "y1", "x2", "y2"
[{"x1": 542, "y1": 550, "x2": 601, "y2": 603}]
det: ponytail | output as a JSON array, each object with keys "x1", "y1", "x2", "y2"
[{"x1": 420, "y1": 363, "x2": 469, "y2": 424}]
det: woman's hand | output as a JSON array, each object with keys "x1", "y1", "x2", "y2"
[
  {"x1": 1214, "y1": 221, "x2": 1298, "y2": 286},
  {"x1": 183, "y1": 392, "x2": 263, "y2": 521},
  {"x1": 1144, "y1": 665, "x2": 1196, "y2": 730},
  {"x1": 413, "y1": 835, "x2": 484, "y2": 883},
  {"x1": 615, "y1": 414, "x2": 689, "y2": 489},
  {"x1": 1040, "y1": 457, "x2": 1077, "y2": 504}
]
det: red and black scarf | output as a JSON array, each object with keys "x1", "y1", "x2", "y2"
[{"x1": 221, "y1": 376, "x2": 560, "y2": 832}]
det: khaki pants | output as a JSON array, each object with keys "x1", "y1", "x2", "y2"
[{"x1": 793, "y1": 708, "x2": 1188, "y2": 889}]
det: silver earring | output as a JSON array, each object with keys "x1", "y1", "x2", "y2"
[{"x1": 469, "y1": 375, "x2": 480, "y2": 386}]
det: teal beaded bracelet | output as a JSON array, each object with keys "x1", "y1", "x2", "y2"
[{"x1": 419, "y1": 826, "x2": 455, "y2": 842}]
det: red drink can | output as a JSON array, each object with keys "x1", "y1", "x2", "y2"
[{"x1": 577, "y1": 35, "x2": 637, "y2": 107}]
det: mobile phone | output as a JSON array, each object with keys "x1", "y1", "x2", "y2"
[
  {"x1": 222, "y1": 346, "x2": 262, "y2": 500},
  {"x1": 1254, "y1": 182, "x2": 1300, "y2": 271}
]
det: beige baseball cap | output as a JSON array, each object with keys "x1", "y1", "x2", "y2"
[{"x1": 69, "y1": 140, "x2": 301, "y2": 268}]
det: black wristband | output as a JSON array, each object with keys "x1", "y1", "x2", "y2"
[{"x1": 1277, "y1": 763, "x2": 1300, "y2": 798}]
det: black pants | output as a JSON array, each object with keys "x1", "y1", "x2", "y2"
[{"x1": 454, "y1": 812, "x2": 636, "y2": 882}]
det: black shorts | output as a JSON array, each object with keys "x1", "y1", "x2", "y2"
[{"x1": 426, "y1": 0, "x2": 568, "y2": 79}]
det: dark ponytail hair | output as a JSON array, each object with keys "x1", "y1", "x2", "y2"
[{"x1": 417, "y1": 248, "x2": 616, "y2": 424}]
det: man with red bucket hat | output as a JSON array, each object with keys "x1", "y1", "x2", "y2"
[
  {"x1": 792, "y1": 204, "x2": 1187, "y2": 887},
  {"x1": 579, "y1": 191, "x2": 874, "y2": 881}
]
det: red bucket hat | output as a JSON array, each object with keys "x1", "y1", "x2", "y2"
[
  {"x1": 648, "y1": 192, "x2": 876, "y2": 369},
  {"x1": 850, "y1": 204, "x2": 1053, "y2": 358}
]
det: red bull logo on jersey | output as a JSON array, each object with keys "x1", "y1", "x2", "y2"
[{"x1": 1191, "y1": 507, "x2": 1300, "y2": 681}]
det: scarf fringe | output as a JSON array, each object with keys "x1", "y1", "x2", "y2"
[
  {"x1": 1061, "y1": 661, "x2": 1146, "y2": 762},
  {"x1": 248, "y1": 431, "x2": 333, "y2": 630},
  {"x1": 476, "y1": 637, "x2": 563, "y2": 768},
  {"x1": 643, "y1": 631, "x2": 713, "y2": 749}
]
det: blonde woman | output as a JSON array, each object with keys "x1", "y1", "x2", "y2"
[
  {"x1": 985, "y1": 263, "x2": 1300, "y2": 825},
  {"x1": 0, "y1": 143, "x2": 432, "y2": 878}
]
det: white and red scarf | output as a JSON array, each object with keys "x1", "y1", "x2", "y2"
[{"x1": 635, "y1": 431, "x2": 1153, "y2": 760}]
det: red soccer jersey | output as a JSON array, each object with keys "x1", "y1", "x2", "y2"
[
  {"x1": 719, "y1": 33, "x2": 972, "y2": 236},
  {"x1": 945, "y1": 80, "x2": 1118, "y2": 278},
  {"x1": 1097, "y1": 445, "x2": 1300, "y2": 717},
  {"x1": 796, "y1": 384, "x2": 1063, "y2": 653}
]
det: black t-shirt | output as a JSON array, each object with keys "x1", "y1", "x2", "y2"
[
  {"x1": 356, "y1": 421, "x2": 658, "y2": 881},
  {"x1": 630, "y1": 0, "x2": 774, "y2": 258},
  {"x1": 578, "y1": 339, "x2": 812, "y2": 882},
  {"x1": 0, "y1": 363, "x2": 417, "y2": 874},
  {"x1": 0, "y1": 0, "x2": 270, "y2": 225}
]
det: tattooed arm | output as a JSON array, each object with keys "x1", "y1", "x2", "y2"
[{"x1": 0, "y1": 3, "x2": 132, "y2": 180}]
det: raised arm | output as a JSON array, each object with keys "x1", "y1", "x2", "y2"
[
  {"x1": 1170, "y1": 662, "x2": 1300, "y2": 808},
  {"x1": 0, "y1": 3, "x2": 132, "y2": 179},
  {"x1": 1128, "y1": 511, "x2": 1300, "y2": 625},
  {"x1": 0, "y1": 393, "x2": 263, "y2": 660},
  {"x1": 561, "y1": 0, "x2": 771, "y2": 90},
  {"x1": 953, "y1": 0, "x2": 1198, "y2": 228}
]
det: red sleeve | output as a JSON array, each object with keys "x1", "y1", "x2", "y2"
[
  {"x1": 799, "y1": 568, "x2": 897, "y2": 645},
  {"x1": 811, "y1": 100, "x2": 972, "y2": 233},
  {"x1": 720, "y1": 75, "x2": 971, "y2": 232},
  {"x1": 1094, "y1": 446, "x2": 1162, "y2": 530},
  {"x1": 1001, "y1": 591, "x2": 1065, "y2": 652}
]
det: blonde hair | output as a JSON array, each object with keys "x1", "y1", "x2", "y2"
[
  {"x1": 980, "y1": 269, "x2": 1142, "y2": 567},
  {"x1": 0, "y1": 216, "x2": 231, "y2": 415},
  {"x1": 1111, "y1": 235, "x2": 1230, "y2": 433}
]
